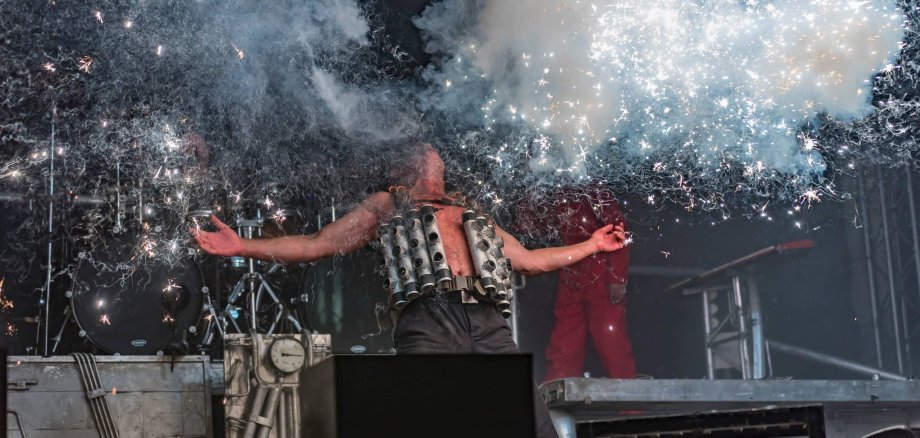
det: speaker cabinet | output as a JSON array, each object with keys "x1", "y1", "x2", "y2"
[{"x1": 299, "y1": 355, "x2": 535, "y2": 438}]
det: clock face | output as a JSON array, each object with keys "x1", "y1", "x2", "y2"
[{"x1": 269, "y1": 338, "x2": 306, "y2": 374}]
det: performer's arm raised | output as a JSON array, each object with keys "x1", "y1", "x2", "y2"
[
  {"x1": 495, "y1": 223, "x2": 627, "y2": 276},
  {"x1": 193, "y1": 191, "x2": 395, "y2": 263}
]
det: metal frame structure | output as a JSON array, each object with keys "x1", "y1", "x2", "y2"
[
  {"x1": 672, "y1": 240, "x2": 813, "y2": 380},
  {"x1": 856, "y1": 166, "x2": 920, "y2": 378},
  {"x1": 671, "y1": 239, "x2": 910, "y2": 381}
]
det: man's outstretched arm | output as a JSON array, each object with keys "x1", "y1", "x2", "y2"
[
  {"x1": 496, "y1": 223, "x2": 627, "y2": 276},
  {"x1": 193, "y1": 191, "x2": 395, "y2": 263}
]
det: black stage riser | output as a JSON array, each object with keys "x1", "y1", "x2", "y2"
[{"x1": 298, "y1": 354, "x2": 536, "y2": 438}]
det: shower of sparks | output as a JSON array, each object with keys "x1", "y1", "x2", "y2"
[
  {"x1": 799, "y1": 189, "x2": 822, "y2": 206},
  {"x1": 5, "y1": 323, "x2": 16, "y2": 336},
  {"x1": 271, "y1": 209, "x2": 287, "y2": 224},
  {"x1": 418, "y1": 0, "x2": 906, "y2": 206},
  {"x1": 141, "y1": 237, "x2": 157, "y2": 257},
  {"x1": 77, "y1": 56, "x2": 94, "y2": 73},
  {"x1": 100, "y1": 314, "x2": 111, "y2": 325},
  {"x1": 162, "y1": 279, "x2": 179, "y2": 294},
  {"x1": 162, "y1": 313, "x2": 175, "y2": 324},
  {"x1": 0, "y1": 0, "x2": 916, "y2": 295},
  {"x1": 231, "y1": 43, "x2": 245, "y2": 61},
  {"x1": 622, "y1": 233, "x2": 635, "y2": 247},
  {"x1": 0, "y1": 278, "x2": 10, "y2": 310}
]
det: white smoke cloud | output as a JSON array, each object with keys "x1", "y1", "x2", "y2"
[
  {"x1": 310, "y1": 68, "x2": 420, "y2": 141},
  {"x1": 417, "y1": 0, "x2": 904, "y2": 175}
]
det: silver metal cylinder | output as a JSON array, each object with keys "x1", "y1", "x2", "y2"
[
  {"x1": 420, "y1": 205, "x2": 453, "y2": 286},
  {"x1": 462, "y1": 210, "x2": 497, "y2": 293},
  {"x1": 501, "y1": 258, "x2": 514, "y2": 301},
  {"x1": 391, "y1": 215, "x2": 420, "y2": 300},
  {"x1": 481, "y1": 220, "x2": 513, "y2": 318},
  {"x1": 482, "y1": 222, "x2": 510, "y2": 301},
  {"x1": 496, "y1": 289, "x2": 513, "y2": 318},
  {"x1": 256, "y1": 387, "x2": 282, "y2": 438},
  {"x1": 242, "y1": 379, "x2": 268, "y2": 438},
  {"x1": 289, "y1": 388, "x2": 301, "y2": 438},
  {"x1": 378, "y1": 225, "x2": 407, "y2": 309},
  {"x1": 277, "y1": 388, "x2": 288, "y2": 438},
  {"x1": 406, "y1": 209, "x2": 436, "y2": 292}
]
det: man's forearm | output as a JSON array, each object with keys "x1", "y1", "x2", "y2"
[
  {"x1": 240, "y1": 234, "x2": 326, "y2": 263},
  {"x1": 239, "y1": 229, "x2": 371, "y2": 264},
  {"x1": 516, "y1": 240, "x2": 598, "y2": 275}
]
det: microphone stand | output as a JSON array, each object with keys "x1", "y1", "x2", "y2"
[{"x1": 41, "y1": 117, "x2": 56, "y2": 356}]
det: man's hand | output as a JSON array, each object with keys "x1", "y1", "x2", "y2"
[
  {"x1": 590, "y1": 223, "x2": 627, "y2": 252},
  {"x1": 191, "y1": 215, "x2": 245, "y2": 257}
]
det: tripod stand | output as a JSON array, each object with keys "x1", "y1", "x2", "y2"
[{"x1": 198, "y1": 213, "x2": 306, "y2": 351}]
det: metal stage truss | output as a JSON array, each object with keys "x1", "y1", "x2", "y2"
[{"x1": 856, "y1": 166, "x2": 920, "y2": 378}]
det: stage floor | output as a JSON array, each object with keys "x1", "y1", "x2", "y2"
[
  {"x1": 541, "y1": 377, "x2": 920, "y2": 437},
  {"x1": 7, "y1": 356, "x2": 920, "y2": 437}
]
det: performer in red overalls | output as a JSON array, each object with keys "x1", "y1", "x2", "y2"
[{"x1": 539, "y1": 186, "x2": 636, "y2": 381}]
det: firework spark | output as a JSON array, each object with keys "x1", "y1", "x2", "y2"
[
  {"x1": 77, "y1": 56, "x2": 93, "y2": 73},
  {"x1": 416, "y1": 0, "x2": 905, "y2": 203},
  {"x1": 162, "y1": 279, "x2": 179, "y2": 294},
  {"x1": 231, "y1": 43, "x2": 245, "y2": 61}
]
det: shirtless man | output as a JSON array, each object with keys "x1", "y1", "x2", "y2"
[{"x1": 192, "y1": 144, "x2": 626, "y2": 437}]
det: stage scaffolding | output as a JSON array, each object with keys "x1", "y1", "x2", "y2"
[{"x1": 855, "y1": 165, "x2": 920, "y2": 378}]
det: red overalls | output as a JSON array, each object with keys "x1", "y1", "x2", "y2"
[{"x1": 542, "y1": 188, "x2": 635, "y2": 382}]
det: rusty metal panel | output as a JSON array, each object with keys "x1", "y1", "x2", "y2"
[{"x1": 7, "y1": 355, "x2": 211, "y2": 438}]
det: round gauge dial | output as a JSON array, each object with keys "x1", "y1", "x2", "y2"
[{"x1": 268, "y1": 338, "x2": 306, "y2": 374}]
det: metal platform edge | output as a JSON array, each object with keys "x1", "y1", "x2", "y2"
[{"x1": 541, "y1": 378, "x2": 920, "y2": 408}]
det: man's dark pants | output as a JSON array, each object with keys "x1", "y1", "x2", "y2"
[{"x1": 394, "y1": 295, "x2": 560, "y2": 438}]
